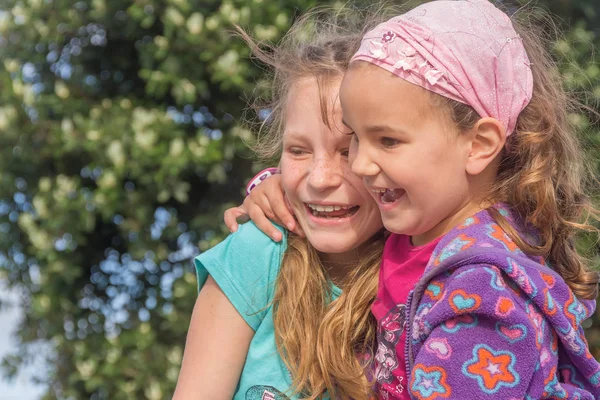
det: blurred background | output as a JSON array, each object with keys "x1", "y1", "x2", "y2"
[{"x1": 0, "y1": 0, "x2": 598, "y2": 399}]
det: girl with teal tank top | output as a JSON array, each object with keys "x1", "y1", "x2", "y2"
[
  {"x1": 194, "y1": 222, "x2": 343, "y2": 399},
  {"x1": 173, "y1": 8, "x2": 392, "y2": 400}
]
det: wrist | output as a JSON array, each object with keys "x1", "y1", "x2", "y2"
[{"x1": 245, "y1": 167, "x2": 279, "y2": 195}]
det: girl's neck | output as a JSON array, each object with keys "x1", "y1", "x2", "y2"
[
  {"x1": 319, "y1": 252, "x2": 359, "y2": 288},
  {"x1": 411, "y1": 201, "x2": 485, "y2": 246},
  {"x1": 318, "y1": 231, "x2": 383, "y2": 287}
]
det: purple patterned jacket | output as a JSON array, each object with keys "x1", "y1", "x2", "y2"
[{"x1": 402, "y1": 206, "x2": 600, "y2": 400}]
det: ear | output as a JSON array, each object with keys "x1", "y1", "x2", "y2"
[{"x1": 465, "y1": 117, "x2": 506, "y2": 175}]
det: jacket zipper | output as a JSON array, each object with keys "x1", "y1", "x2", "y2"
[{"x1": 403, "y1": 289, "x2": 414, "y2": 399}]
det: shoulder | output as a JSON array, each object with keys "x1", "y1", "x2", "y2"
[
  {"x1": 193, "y1": 222, "x2": 288, "y2": 330},
  {"x1": 414, "y1": 261, "x2": 551, "y2": 361},
  {"x1": 235, "y1": 220, "x2": 286, "y2": 243},
  {"x1": 412, "y1": 265, "x2": 540, "y2": 376},
  {"x1": 223, "y1": 220, "x2": 287, "y2": 251},
  {"x1": 422, "y1": 263, "x2": 530, "y2": 318},
  {"x1": 414, "y1": 262, "x2": 539, "y2": 349},
  {"x1": 427, "y1": 205, "x2": 532, "y2": 272},
  {"x1": 196, "y1": 221, "x2": 287, "y2": 268}
]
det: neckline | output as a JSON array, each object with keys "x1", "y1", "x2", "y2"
[{"x1": 402, "y1": 234, "x2": 442, "y2": 252}]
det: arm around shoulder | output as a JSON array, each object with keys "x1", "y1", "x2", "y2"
[{"x1": 172, "y1": 275, "x2": 254, "y2": 400}]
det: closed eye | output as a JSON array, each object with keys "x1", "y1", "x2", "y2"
[
  {"x1": 380, "y1": 137, "x2": 400, "y2": 148},
  {"x1": 288, "y1": 147, "x2": 307, "y2": 156}
]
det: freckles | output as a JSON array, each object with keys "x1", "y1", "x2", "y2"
[
  {"x1": 342, "y1": 168, "x2": 359, "y2": 183},
  {"x1": 283, "y1": 160, "x2": 306, "y2": 175},
  {"x1": 314, "y1": 158, "x2": 337, "y2": 174},
  {"x1": 289, "y1": 163, "x2": 303, "y2": 173}
]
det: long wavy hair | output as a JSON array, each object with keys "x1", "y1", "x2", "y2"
[
  {"x1": 433, "y1": 6, "x2": 599, "y2": 300},
  {"x1": 238, "y1": 6, "x2": 395, "y2": 399}
]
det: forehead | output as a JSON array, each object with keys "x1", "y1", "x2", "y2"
[
  {"x1": 340, "y1": 63, "x2": 432, "y2": 121},
  {"x1": 283, "y1": 76, "x2": 346, "y2": 137}
]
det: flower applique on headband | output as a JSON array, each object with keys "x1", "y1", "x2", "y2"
[
  {"x1": 381, "y1": 31, "x2": 395, "y2": 43},
  {"x1": 369, "y1": 30, "x2": 447, "y2": 87},
  {"x1": 351, "y1": 0, "x2": 533, "y2": 136}
]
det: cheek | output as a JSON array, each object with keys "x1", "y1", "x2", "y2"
[
  {"x1": 340, "y1": 163, "x2": 366, "y2": 191},
  {"x1": 363, "y1": 203, "x2": 383, "y2": 223},
  {"x1": 280, "y1": 159, "x2": 303, "y2": 201},
  {"x1": 415, "y1": 140, "x2": 458, "y2": 171},
  {"x1": 280, "y1": 173, "x2": 298, "y2": 197},
  {"x1": 347, "y1": 176, "x2": 370, "y2": 198},
  {"x1": 435, "y1": 142, "x2": 468, "y2": 179}
]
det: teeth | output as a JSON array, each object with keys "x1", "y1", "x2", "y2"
[
  {"x1": 307, "y1": 203, "x2": 350, "y2": 212},
  {"x1": 306, "y1": 203, "x2": 359, "y2": 218},
  {"x1": 372, "y1": 188, "x2": 387, "y2": 193}
]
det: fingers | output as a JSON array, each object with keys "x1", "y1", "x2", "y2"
[
  {"x1": 252, "y1": 194, "x2": 280, "y2": 225},
  {"x1": 223, "y1": 203, "x2": 282, "y2": 242},
  {"x1": 231, "y1": 174, "x2": 301, "y2": 242},
  {"x1": 223, "y1": 207, "x2": 247, "y2": 232},
  {"x1": 246, "y1": 201, "x2": 283, "y2": 242},
  {"x1": 263, "y1": 190, "x2": 292, "y2": 232},
  {"x1": 236, "y1": 213, "x2": 250, "y2": 225}
]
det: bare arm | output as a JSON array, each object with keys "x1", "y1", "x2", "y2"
[{"x1": 172, "y1": 276, "x2": 254, "y2": 400}]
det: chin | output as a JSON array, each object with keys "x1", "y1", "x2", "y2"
[
  {"x1": 306, "y1": 235, "x2": 356, "y2": 254},
  {"x1": 382, "y1": 220, "x2": 411, "y2": 236}
]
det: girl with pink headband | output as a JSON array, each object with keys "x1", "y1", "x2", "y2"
[{"x1": 229, "y1": 0, "x2": 600, "y2": 399}]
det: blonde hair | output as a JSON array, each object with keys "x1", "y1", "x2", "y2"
[
  {"x1": 276, "y1": 233, "x2": 385, "y2": 399},
  {"x1": 238, "y1": 6, "x2": 395, "y2": 399},
  {"x1": 437, "y1": 7, "x2": 599, "y2": 300}
]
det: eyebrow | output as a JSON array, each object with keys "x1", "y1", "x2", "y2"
[
  {"x1": 364, "y1": 125, "x2": 393, "y2": 133},
  {"x1": 282, "y1": 131, "x2": 306, "y2": 140},
  {"x1": 341, "y1": 119, "x2": 403, "y2": 134}
]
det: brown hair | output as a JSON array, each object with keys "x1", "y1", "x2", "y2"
[
  {"x1": 238, "y1": 5, "x2": 395, "y2": 399},
  {"x1": 438, "y1": 7, "x2": 599, "y2": 300}
]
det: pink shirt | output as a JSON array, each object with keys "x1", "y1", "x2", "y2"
[{"x1": 371, "y1": 234, "x2": 441, "y2": 400}]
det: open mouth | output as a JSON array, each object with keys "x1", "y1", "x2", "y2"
[
  {"x1": 372, "y1": 188, "x2": 405, "y2": 204},
  {"x1": 305, "y1": 203, "x2": 360, "y2": 219}
]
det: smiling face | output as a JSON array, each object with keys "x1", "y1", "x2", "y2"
[
  {"x1": 280, "y1": 76, "x2": 383, "y2": 261},
  {"x1": 340, "y1": 64, "x2": 480, "y2": 245}
]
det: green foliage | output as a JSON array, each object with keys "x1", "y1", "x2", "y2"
[
  {"x1": 0, "y1": 0, "x2": 318, "y2": 398},
  {"x1": 538, "y1": 0, "x2": 600, "y2": 360},
  {"x1": 0, "y1": 0, "x2": 598, "y2": 399}
]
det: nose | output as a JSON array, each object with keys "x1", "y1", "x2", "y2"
[
  {"x1": 349, "y1": 139, "x2": 379, "y2": 178},
  {"x1": 307, "y1": 155, "x2": 343, "y2": 192}
]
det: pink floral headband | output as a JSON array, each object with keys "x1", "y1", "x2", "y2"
[{"x1": 351, "y1": 0, "x2": 533, "y2": 136}]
